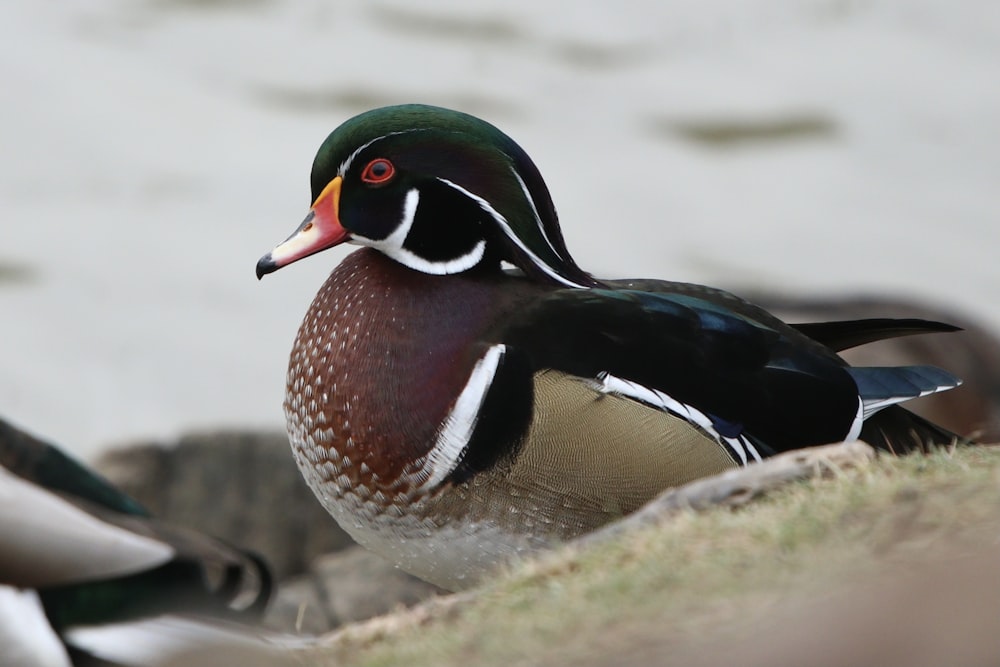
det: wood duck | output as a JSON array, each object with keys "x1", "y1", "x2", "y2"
[
  {"x1": 257, "y1": 104, "x2": 965, "y2": 591},
  {"x1": 0, "y1": 417, "x2": 272, "y2": 666}
]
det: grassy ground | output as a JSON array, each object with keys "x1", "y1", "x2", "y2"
[{"x1": 302, "y1": 445, "x2": 1000, "y2": 667}]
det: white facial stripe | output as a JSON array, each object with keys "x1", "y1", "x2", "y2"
[
  {"x1": 592, "y1": 372, "x2": 763, "y2": 465},
  {"x1": 338, "y1": 135, "x2": 388, "y2": 177},
  {"x1": 419, "y1": 344, "x2": 507, "y2": 489},
  {"x1": 436, "y1": 177, "x2": 589, "y2": 289},
  {"x1": 510, "y1": 167, "x2": 561, "y2": 262},
  {"x1": 353, "y1": 188, "x2": 487, "y2": 275},
  {"x1": 337, "y1": 129, "x2": 422, "y2": 177}
]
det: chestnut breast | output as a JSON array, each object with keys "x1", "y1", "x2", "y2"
[{"x1": 285, "y1": 248, "x2": 531, "y2": 491}]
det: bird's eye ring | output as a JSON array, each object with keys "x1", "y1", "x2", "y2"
[{"x1": 361, "y1": 158, "x2": 396, "y2": 185}]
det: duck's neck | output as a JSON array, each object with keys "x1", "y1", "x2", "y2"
[{"x1": 284, "y1": 248, "x2": 527, "y2": 490}]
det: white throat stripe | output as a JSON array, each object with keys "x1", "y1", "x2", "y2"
[{"x1": 353, "y1": 188, "x2": 486, "y2": 275}]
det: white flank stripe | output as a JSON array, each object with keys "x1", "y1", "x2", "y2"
[
  {"x1": 593, "y1": 372, "x2": 763, "y2": 465},
  {"x1": 845, "y1": 397, "x2": 865, "y2": 441},
  {"x1": 723, "y1": 436, "x2": 748, "y2": 465},
  {"x1": 355, "y1": 188, "x2": 487, "y2": 275},
  {"x1": 436, "y1": 177, "x2": 590, "y2": 289},
  {"x1": 741, "y1": 436, "x2": 762, "y2": 462},
  {"x1": 420, "y1": 344, "x2": 507, "y2": 489}
]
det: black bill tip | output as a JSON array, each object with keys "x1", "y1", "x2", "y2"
[{"x1": 255, "y1": 254, "x2": 278, "y2": 280}]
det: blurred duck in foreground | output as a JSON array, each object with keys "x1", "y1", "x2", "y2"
[{"x1": 0, "y1": 417, "x2": 300, "y2": 667}]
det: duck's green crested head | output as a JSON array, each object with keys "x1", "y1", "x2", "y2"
[{"x1": 257, "y1": 104, "x2": 595, "y2": 287}]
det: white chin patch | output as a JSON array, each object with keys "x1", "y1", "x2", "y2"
[{"x1": 358, "y1": 187, "x2": 487, "y2": 275}]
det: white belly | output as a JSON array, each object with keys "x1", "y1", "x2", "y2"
[{"x1": 295, "y1": 460, "x2": 551, "y2": 591}]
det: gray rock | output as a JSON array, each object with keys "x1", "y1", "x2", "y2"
[
  {"x1": 316, "y1": 546, "x2": 445, "y2": 626},
  {"x1": 265, "y1": 545, "x2": 445, "y2": 634},
  {"x1": 265, "y1": 572, "x2": 333, "y2": 635}
]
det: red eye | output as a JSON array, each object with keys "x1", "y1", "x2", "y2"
[{"x1": 360, "y1": 158, "x2": 395, "y2": 185}]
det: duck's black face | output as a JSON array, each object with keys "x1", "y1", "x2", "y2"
[{"x1": 257, "y1": 104, "x2": 595, "y2": 287}]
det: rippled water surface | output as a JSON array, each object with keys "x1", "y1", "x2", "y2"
[{"x1": 3, "y1": 1, "x2": 998, "y2": 456}]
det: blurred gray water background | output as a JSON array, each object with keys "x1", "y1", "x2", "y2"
[{"x1": 2, "y1": 1, "x2": 998, "y2": 458}]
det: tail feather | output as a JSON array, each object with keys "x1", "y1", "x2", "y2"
[
  {"x1": 848, "y1": 365, "x2": 962, "y2": 420},
  {"x1": 860, "y1": 405, "x2": 970, "y2": 454},
  {"x1": 792, "y1": 318, "x2": 961, "y2": 352}
]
